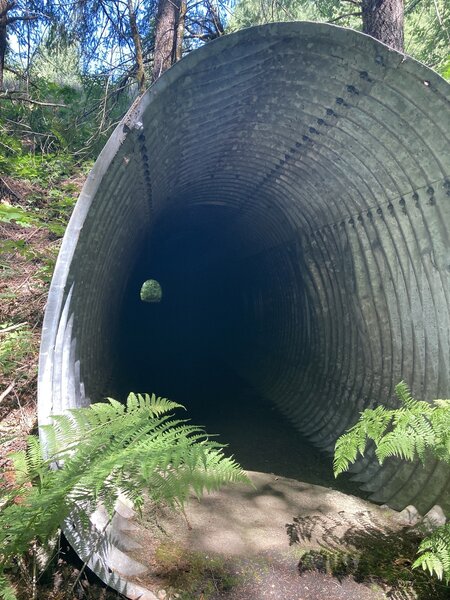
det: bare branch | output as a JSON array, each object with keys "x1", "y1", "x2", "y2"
[
  {"x1": 4, "y1": 64, "x2": 27, "y2": 80},
  {"x1": 328, "y1": 11, "x2": 362, "y2": 23},
  {"x1": 184, "y1": 32, "x2": 215, "y2": 41},
  {"x1": 6, "y1": 13, "x2": 38, "y2": 25},
  {"x1": 0, "y1": 323, "x2": 26, "y2": 334},
  {"x1": 0, "y1": 91, "x2": 66, "y2": 107}
]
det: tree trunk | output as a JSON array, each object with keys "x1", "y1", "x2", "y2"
[
  {"x1": 152, "y1": 0, "x2": 181, "y2": 83},
  {"x1": 127, "y1": 0, "x2": 146, "y2": 94},
  {"x1": 175, "y1": 0, "x2": 187, "y2": 63},
  {"x1": 362, "y1": 0, "x2": 404, "y2": 52},
  {"x1": 0, "y1": 0, "x2": 8, "y2": 90}
]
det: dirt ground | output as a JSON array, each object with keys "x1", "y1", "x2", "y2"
[
  {"x1": 1, "y1": 176, "x2": 63, "y2": 460},
  {"x1": 124, "y1": 472, "x2": 449, "y2": 600},
  {"x1": 1, "y1": 177, "x2": 124, "y2": 599}
]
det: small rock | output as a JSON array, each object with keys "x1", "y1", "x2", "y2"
[
  {"x1": 422, "y1": 505, "x2": 447, "y2": 531},
  {"x1": 398, "y1": 505, "x2": 421, "y2": 526},
  {"x1": 157, "y1": 590, "x2": 167, "y2": 599}
]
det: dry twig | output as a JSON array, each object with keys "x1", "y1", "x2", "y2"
[{"x1": 0, "y1": 382, "x2": 15, "y2": 404}]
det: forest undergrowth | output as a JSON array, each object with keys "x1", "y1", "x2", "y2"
[{"x1": 0, "y1": 162, "x2": 127, "y2": 599}]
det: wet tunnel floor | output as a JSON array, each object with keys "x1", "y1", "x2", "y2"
[{"x1": 142, "y1": 361, "x2": 369, "y2": 500}]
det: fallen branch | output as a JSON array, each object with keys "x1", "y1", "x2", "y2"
[
  {"x1": 0, "y1": 177, "x2": 22, "y2": 202},
  {"x1": 0, "y1": 382, "x2": 15, "y2": 404},
  {"x1": 0, "y1": 323, "x2": 27, "y2": 334}
]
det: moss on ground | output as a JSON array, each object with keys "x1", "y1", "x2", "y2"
[{"x1": 154, "y1": 542, "x2": 239, "y2": 599}]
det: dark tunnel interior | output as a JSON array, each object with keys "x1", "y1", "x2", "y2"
[{"x1": 117, "y1": 202, "x2": 365, "y2": 496}]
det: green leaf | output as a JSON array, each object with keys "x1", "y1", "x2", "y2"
[{"x1": 0, "y1": 203, "x2": 37, "y2": 228}]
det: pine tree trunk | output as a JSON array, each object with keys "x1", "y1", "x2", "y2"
[
  {"x1": 175, "y1": 0, "x2": 187, "y2": 63},
  {"x1": 0, "y1": 0, "x2": 8, "y2": 90},
  {"x1": 127, "y1": 0, "x2": 146, "y2": 94},
  {"x1": 152, "y1": 0, "x2": 181, "y2": 83},
  {"x1": 362, "y1": 0, "x2": 404, "y2": 51}
]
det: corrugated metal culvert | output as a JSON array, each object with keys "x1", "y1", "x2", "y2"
[{"x1": 38, "y1": 22, "x2": 450, "y2": 597}]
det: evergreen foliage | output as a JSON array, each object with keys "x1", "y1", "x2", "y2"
[
  {"x1": 333, "y1": 381, "x2": 450, "y2": 582},
  {"x1": 230, "y1": 0, "x2": 450, "y2": 78},
  {"x1": 0, "y1": 393, "x2": 249, "y2": 599},
  {"x1": 0, "y1": 74, "x2": 130, "y2": 159}
]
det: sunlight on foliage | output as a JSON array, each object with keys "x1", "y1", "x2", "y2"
[
  {"x1": 414, "y1": 524, "x2": 450, "y2": 581},
  {"x1": 0, "y1": 203, "x2": 36, "y2": 228},
  {"x1": 334, "y1": 382, "x2": 450, "y2": 582},
  {"x1": 0, "y1": 393, "x2": 249, "y2": 598},
  {"x1": 404, "y1": 0, "x2": 450, "y2": 77},
  {"x1": 230, "y1": 0, "x2": 450, "y2": 78},
  {"x1": 333, "y1": 382, "x2": 450, "y2": 476}
]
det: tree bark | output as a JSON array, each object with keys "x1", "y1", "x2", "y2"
[
  {"x1": 127, "y1": 0, "x2": 146, "y2": 93},
  {"x1": 362, "y1": 0, "x2": 404, "y2": 52},
  {"x1": 0, "y1": 1, "x2": 39, "y2": 90},
  {"x1": 0, "y1": 0, "x2": 8, "y2": 89},
  {"x1": 175, "y1": 0, "x2": 186, "y2": 63},
  {"x1": 152, "y1": 0, "x2": 181, "y2": 83}
]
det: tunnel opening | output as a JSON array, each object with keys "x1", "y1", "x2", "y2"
[
  {"x1": 116, "y1": 200, "x2": 365, "y2": 496},
  {"x1": 38, "y1": 22, "x2": 450, "y2": 595},
  {"x1": 38, "y1": 19, "x2": 450, "y2": 515}
]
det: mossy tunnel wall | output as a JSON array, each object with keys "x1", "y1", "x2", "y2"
[{"x1": 39, "y1": 22, "x2": 450, "y2": 523}]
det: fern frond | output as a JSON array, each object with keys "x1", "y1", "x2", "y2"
[
  {"x1": 334, "y1": 384, "x2": 450, "y2": 581},
  {"x1": 0, "y1": 391, "x2": 249, "y2": 569},
  {"x1": 0, "y1": 574, "x2": 17, "y2": 600},
  {"x1": 333, "y1": 429, "x2": 363, "y2": 476},
  {"x1": 25, "y1": 435, "x2": 45, "y2": 474},
  {"x1": 413, "y1": 523, "x2": 450, "y2": 581},
  {"x1": 395, "y1": 381, "x2": 414, "y2": 407},
  {"x1": 375, "y1": 430, "x2": 416, "y2": 462},
  {"x1": 8, "y1": 450, "x2": 28, "y2": 483},
  {"x1": 335, "y1": 384, "x2": 450, "y2": 473},
  {"x1": 129, "y1": 392, "x2": 184, "y2": 415},
  {"x1": 333, "y1": 406, "x2": 394, "y2": 476}
]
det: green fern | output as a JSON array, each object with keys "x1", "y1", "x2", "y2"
[
  {"x1": 0, "y1": 575, "x2": 17, "y2": 600},
  {"x1": 333, "y1": 405, "x2": 393, "y2": 476},
  {"x1": 0, "y1": 393, "x2": 249, "y2": 597},
  {"x1": 413, "y1": 523, "x2": 450, "y2": 581},
  {"x1": 333, "y1": 382, "x2": 450, "y2": 476},
  {"x1": 334, "y1": 382, "x2": 450, "y2": 582}
]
